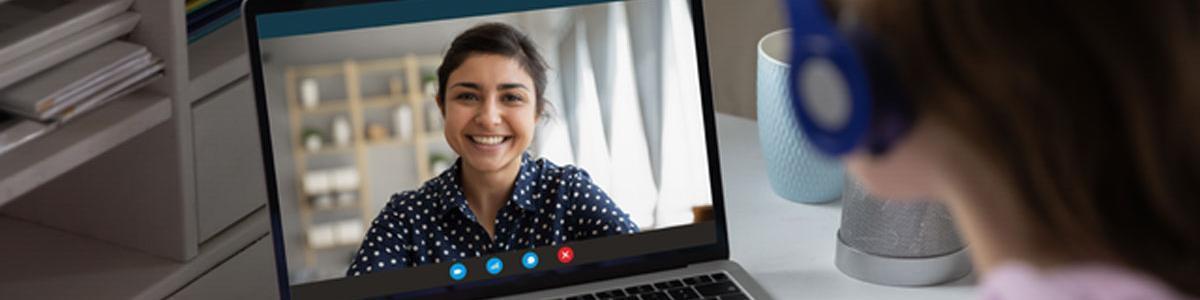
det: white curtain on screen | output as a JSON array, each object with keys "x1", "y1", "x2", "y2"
[
  {"x1": 581, "y1": 3, "x2": 659, "y2": 228},
  {"x1": 558, "y1": 20, "x2": 614, "y2": 197},
  {"x1": 526, "y1": 11, "x2": 577, "y2": 166},
  {"x1": 656, "y1": 0, "x2": 711, "y2": 227},
  {"x1": 526, "y1": 0, "x2": 709, "y2": 229}
]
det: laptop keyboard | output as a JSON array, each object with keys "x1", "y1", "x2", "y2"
[{"x1": 553, "y1": 272, "x2": 750, "y2": 300}]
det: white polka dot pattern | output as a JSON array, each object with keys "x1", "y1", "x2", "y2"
[{"x1": 346, "y1": 153, "x2": 639, "y2": 277}]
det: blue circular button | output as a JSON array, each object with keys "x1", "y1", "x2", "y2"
[
  {"x1": 521, "y1": 251, "x2": 539, "y2": 269},
  {"x1": 486, "y1": 257, "x2": 504, "y2": 275},
  {"x1": 449, "y1": 262, "x2": 467, "y2": 281}
]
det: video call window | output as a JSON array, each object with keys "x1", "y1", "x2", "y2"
[{"x1": 256, "y1": 0, "x2": 713, "y2": 291}]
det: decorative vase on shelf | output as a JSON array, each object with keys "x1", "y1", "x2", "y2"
[
  {"x1": 312, "y1": 194, "x2": 335, "y2": 210},
  {"x1": 332, "y1": 116, "x2": 352, "y2": 147},
  {"x1": 332, "y1": 168, "x2": 360, "y2": 192},
  {"x1": 335, "y1": 219, "x2": 364, "y2": 245},
  {"x1": 302, "y1": 128, "x2": 323, "y2": 152},
  {"x1": 300, "y1": 78, "x2": 320, "y2": 109},
  {"x1": 366, "y1": 123, "x2": 389, "y2": 142},
  {"x1": 302, "y1": 171, "x2": 330, "y2": 196},
  {"x1": 307, "y1": 225, "x2": 335, "y2": 248},
  {"x1": 304, "y1": 135, "x2": 322, "y2": 152},
  {"x1": 756, "y1": 29, "x2": 846, "y2": 204},
  {"x1": 394, "y1": 105, "x2": 413, "y2": 142}
]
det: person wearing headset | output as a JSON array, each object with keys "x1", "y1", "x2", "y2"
[
  {"x1": 788, "y1": 0, "x2": 1198, "y2": 298},
  {"x1": 347, "y1": 23, "x2": 638, "y2": 276}
]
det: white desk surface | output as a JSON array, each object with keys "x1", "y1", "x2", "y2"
[{"x1": 715, "y1": 113, "x2": 976, "y2": 299}]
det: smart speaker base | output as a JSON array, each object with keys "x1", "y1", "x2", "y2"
[{"x1": 834, "y1": 232, "x2": 973, "y2": 286}]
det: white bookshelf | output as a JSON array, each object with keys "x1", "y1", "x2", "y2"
[
  {"x1": 185, "y1": 17, "x2": 248, "y2": 104},
  {"x1": 0, "y1": 91, "x2": 169, "y2": 206},
  {"x1": 0, "y1": 0, "x2": 193, "y2": 256},
  {"x1": 285, "y1": 55, "x2": 447, "y2": 267},
  {"x1": 0, "y1": 0, "x2": 272, "y2": 298}
]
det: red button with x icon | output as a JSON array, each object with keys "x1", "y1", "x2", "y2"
[{"x1": 557, "y1": 246, "x2": 574, "y2": 264}]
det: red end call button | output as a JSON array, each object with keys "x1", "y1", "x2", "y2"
[{"x1": 557, "y1": 246, "x2": 574, "y2": 264}]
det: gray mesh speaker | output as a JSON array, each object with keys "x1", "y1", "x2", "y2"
[{"x1": 835, "y1": 178, "x2": 972, "y2": 286}]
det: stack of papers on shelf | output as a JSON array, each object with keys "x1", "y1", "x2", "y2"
[
  {"x1": 0, "y1": 0, "x2": 138, "y2": 90},
  {"x1": 0, "y1": 41, "x2": 163, "y2": 122},
  {"x1": 186, "y1": 0, "x2": 241, "y2": 43},
  {"x1": 0, "y1": 0, "x2": 168, "y2": 155}
]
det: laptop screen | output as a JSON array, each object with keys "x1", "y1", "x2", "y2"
[{"x1": 249, "y1": 0, "x2": 721, "y2": 298}]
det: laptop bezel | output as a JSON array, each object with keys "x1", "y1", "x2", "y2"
[{"x1": 243, "y1": 0, "x2": 729, "y2": 298}]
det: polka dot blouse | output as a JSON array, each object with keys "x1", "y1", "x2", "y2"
[{"x1": 346, "y1": 152, "x2": 639, "y2": 276}]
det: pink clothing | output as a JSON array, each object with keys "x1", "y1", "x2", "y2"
[{"x1": 979, "y1": 262, "x2": 1190, "y2": 300}]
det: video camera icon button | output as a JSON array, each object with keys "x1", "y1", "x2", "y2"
[
  {"x1": 486, "y1": 257, "x2": 504, "y2": 275},
  {"x1": 449, "y1": 262, "x2": 467, "y2": 281}
]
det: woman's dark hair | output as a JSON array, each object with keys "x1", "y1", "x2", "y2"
[
  {"x1": 436, "y1": 23, "x2": 550, "y2": 117},
  {"x1": 857, "y1": 0, "x2": 1199, "y2": 294}
]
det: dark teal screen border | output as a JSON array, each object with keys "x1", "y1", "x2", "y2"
[{"x1": 257, "y1": 0, "x2": 619, "y2": 39}]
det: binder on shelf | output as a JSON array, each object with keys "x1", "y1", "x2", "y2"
[
  {"x1": 0, "y1": 0, "x2": 135, "y2": 66},
  {"x1": 185, "y1": 0, "x2": 218, "y2": 13},
  {"x1": 187, "y1": 10, "x2": 240, "y2": 44},
  {"x1": 0, "y1": 41, "x2": 150, "y2": 120},
  {"x1": 185, "y1": 0, "x2": 242, "y2": 44},
  {"x1": 185, "y1": 0, "x2": 240, "y2": 30},
  {"x1": 0, "y1": 12, "x2": 140, "y2": 90}
]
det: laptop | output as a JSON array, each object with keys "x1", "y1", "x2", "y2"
[{"x1": 245, "y1": 0, "x2": 771, "y2": 299}]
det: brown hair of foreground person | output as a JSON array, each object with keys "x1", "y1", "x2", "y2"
[{"x1": 852, "y1": 0, "x2": 1199, "y2": 295}]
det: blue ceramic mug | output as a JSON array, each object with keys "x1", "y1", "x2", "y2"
[{"x1": 757, "y1": 29, "x2": 845, "y2": 204}]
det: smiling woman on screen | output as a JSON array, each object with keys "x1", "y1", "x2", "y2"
[{"x1": 347, "y1": 23, "x2": 638, "y2": 276}]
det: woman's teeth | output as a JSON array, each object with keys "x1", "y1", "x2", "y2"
[{"x1": 470, "y1": 136, "x2": 508, "y2": 145}]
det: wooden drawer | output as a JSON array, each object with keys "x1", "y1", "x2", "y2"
[
  {"x1": 169, "y1": 235, "x2": 279, "y2": 300},
  {"x1": 193, "y1": 78, "x2": 269, "y2": 242}
]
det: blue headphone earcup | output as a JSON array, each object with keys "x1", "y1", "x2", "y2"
[
  {"x1": 786, "y1": 0, "x2": 915, "y2": 156},
  {"x1": 786, "y1": 0, "x2": 875, "y2": 156}
]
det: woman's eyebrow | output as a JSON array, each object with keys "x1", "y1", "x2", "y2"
[
  {"x1": 498, "y1": 83, "x2": 529, "y2": 91},
  {"x1": 449, "y1": 82, "x2": 480, "y2": 90}
]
